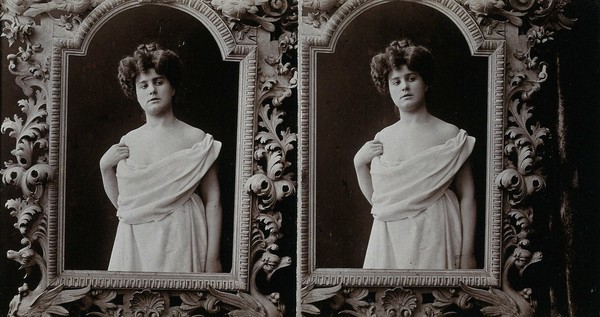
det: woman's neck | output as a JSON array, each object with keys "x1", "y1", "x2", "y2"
[
  {"x1": 398, "y1": 105, "x2": 432, "y2": 125},
  {"x1": 144, "y1": 111, "x2": 179, "y2": 129}
]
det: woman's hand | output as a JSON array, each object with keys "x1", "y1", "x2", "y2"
[
  {"x1": 354, "y1": 140, "x2": 383, "y2": 167},
  {"x1": 100, "y1": 143, "x2": 129, "y2": 171}
]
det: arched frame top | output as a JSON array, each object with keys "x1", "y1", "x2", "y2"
[
  {"x1": 302, "y1": 0, "x2": 503, "y2": 56},
  {"x1": 299, "y1": 0, "x2": 506, "y2": 287},
  {"x1": 54, "y1": 0, "x2": 256, "y2": 59}
]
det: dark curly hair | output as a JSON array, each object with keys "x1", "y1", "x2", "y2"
[
  {"x1": 118, "y1": 43, "x2": 182, "y2": 100},
  {"x1": 370, "y1": 39, "x2": 436, "y2": 95}
]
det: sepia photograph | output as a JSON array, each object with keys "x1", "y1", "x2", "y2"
[
  {"x1": 300, "y1": 0, "x2": 503, "y2": 287},
  {"x1": 62, "y1": 6, "x2": 239, "y2": 274},
  {"x1": 1, "y1": 0, "x2": 599, "y2": 315},
  {"x1": 313, "y1": 3, "x2": 488, "y2": 269}
]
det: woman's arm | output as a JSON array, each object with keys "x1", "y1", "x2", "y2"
[
  {"x1": 200, "y1": 163, "x2": 223, "y2": 273},
  {"x1": 453, "y1": 159, "x2": 477, "y2": 269},
  {"x1": 99, "y1": 143, "x2": 129, "y2": 208},
  {"x1": 354, "y1": 140, "x2": 383, "y2": 204}
]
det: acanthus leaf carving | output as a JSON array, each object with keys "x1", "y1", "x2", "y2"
[
  {"x1": 246, "y1": 102, "x2": 296, "y2": 210},
  {"x1": 429, "y1": 288, "x2": 473, "y2": 313},
  {"x1": 84, "y1": 290, "x2": 120, "y2": 317},
  {"x1": 5, "y1": 198, "x2": 43, "y2": 235},
  {"x1": 462, "y1": 0, "x2": 528, "y2": 27},
  {"x1": 460, "y1": 244, "x2": 542, "y2": 317},
  {"x1": 209, "y1": 287, "x2": 266, "y2": 316},
  {"x1": 503, "y1": 207, "x2": 534, "y2": 252},
  {"x1": 8, "y1": 283, "x2": 91, "y2": 317},
  {"x1": 20, "y1": 0, "x2": 104, "y2": 18},
  {"x1": 496, "y1": 99, "x2": 548, "y2": 206},
  {"x1": 209, "y1": 251, "x2": 291, "y2": 317},
  {"x1": 300, "y1": 283, "x2": 342, "y2": 315},
  {"x1": 460, "y1": 283, "x2": 524, "y2": 317},
  {"x1": 209, "y1": 0, "x2": 297, "y2": 34},
  {"x1": 1, "y1": 89, "x2": 51, "y2": 200},
  {"x1": 461, "y1": 0, "x2": 576, "y2": 31},
  {"x1": 311, "y1": 286, "x2": 480, "y2": 316},
  {"x1": 254, "y1": 210, "x2": 283, "y2": 250},
  {"x1": 172, "y1": 291, "x2": 221, "y2": 316},
  {"x1": 301, "y1": 0, "x2": 345, "y2": 28}
]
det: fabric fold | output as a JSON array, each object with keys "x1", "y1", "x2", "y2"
[
  {"x1": 370, "y1": 129, "x2": 475, "y2": 221},
  {"x1": 363, "y1": 129, "x2": 475, "y2": 269},
  {"x1": 116, "y1": 134, "x2": 221, "y2": 224},
  {"x1": 108, "y1": 134, "x2": 221, "y2": 272}
]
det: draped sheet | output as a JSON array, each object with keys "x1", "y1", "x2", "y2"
[
  {"x1": 363, "y1": 130, "x2": 475, "y2": 269},
  {"x1": 108, "y1": 134, "x2": 221, "y2": 272},
  {"x1": 116, "y1": 134, "x2": 221, "y2": 225}
]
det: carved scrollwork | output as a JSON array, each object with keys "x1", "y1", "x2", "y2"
[
  {"x1": 496, "y1": 99, "x2": 548, "y2": 205},
  {"x1": 5, "y1": 198, "x2": 43, "y2": 235},
  {"x1": 301, "y1": 0, "x2": 345, "y2": 28},
  {"x1": 461, "y1": 0, "x2": 576, "y2": 30},
  {"x1": 83, "y1": 290, "x2": 120, "y2": 317},
  {"x1": 246, "y1": 103, "x2": 297, "y2": 210},
  {"x1": 300, "y1": 283, "x2": 342, "y2": 315},
  {"x1": 8, "y1": 283, "x2": 91, "y2": 317},
  {"x1": 173, "y1": 291, "x2": 221, "y2": 317},
  {"x1": 244, "y1": 20, "x2": 297, "y2": 215},
  {"x1": 209, "y1": 251, "x2": 292, "y2": 317},
  {"x1": 302, "y1": 286, "x2": 479, "y2": 316},
  {"x1": 209, "y1": 0, "x2": 297, "y2": 33}
]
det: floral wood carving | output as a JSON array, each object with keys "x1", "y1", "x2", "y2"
[
  {"x1": 209, "y1": 0, "x2": 298, "y2": 36},
  {"x1": 1, "y1": 0, "x2": 297, "y2": 316}
]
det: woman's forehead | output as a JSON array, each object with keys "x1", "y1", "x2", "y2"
[
  {"x1": 388, "y1": 65, "x2": 418, "y2": 78},
  {"x1": 136, "y1": 68, "x2": 164, "y2": 82}
]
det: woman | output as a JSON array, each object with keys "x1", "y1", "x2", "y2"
[
  {"x1": 354, "y1": 39, "x2": 477, "y2": 269},
  {"x1": 100, "y1": 43, "x2": 222, "y2": 273}
]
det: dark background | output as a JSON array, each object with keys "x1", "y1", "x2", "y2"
[
  {"x1": 314, "y1": 1, "x2": 488, "y2": 268},
  {"x1": 1, "y1": 0, "x2": 599, "y2": 316}
]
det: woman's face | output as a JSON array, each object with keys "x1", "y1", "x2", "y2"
[
  {"x1": 387, "y1": 65, "x2": 428, "y2": 113},
  {"x1": 135, "y1": 68, "x2": 175, "y2": 116}
]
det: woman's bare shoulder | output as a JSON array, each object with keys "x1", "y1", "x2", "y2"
[
  {"x1": 376, "y1": 121, "x2": 401, "y2": 140},
  {"x1": 432, "y1": 117, "x2": 460, "y2": 139},
  {"x1": 120, "y1": 126, "x2": 144, "y2": 144},
  {"x1": 179, "y1": 121, "x2": 207, "y2": 144}
]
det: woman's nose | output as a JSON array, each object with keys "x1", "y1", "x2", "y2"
[
  {"x1": 400, "y1": 81, "x2": 408, "y2": 91},
  {"x1": 148, "y1": 84, "x2": 157, "y2": 94}
]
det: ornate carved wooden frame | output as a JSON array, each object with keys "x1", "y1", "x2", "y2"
[
  {"x1": 1, "y1": 0, "x2": 297, "y2": 315},
  {"x1": 1, "y1": 0, "x2": 576, "y2": 315},
  {"x1": 299, "y1": 0, "x2": 574, "y2": 315},
  {"x1": 301, "y1": 0, "x2": 504, "y2": 287},
  {"x1": 52, "y1": 0, "x2": 256, "y2": 290}
]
